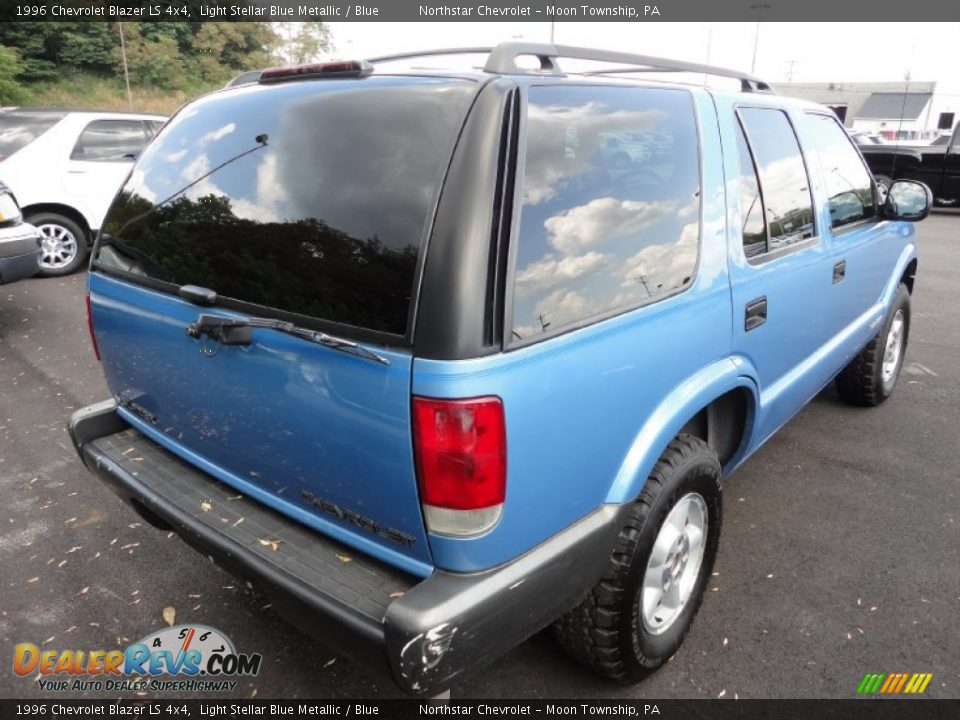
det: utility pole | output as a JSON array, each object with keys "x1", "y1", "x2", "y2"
[
  {"x1": 117, "y1": 22, "x2": 133, "y2": 111},
  {"x1": 785, "y1": 59, "x2": 798, "y2": 82},
  {"x1": 749, "y1": 4, "x2": 771, "y2": 74}
]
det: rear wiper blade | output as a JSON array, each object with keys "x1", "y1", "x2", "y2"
[{"x1": 185, "y1": 313, "x2": 390, "y2": 365}]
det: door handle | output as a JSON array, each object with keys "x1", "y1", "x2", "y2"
[
  {"x1": 833, "y1": 260, "x2": 846, "y2": 284},
  {"x1": 745, "y1": 296, "x2": 767, "y2": 332}
]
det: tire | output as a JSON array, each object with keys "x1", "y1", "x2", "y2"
[
  {"x1": 27, "y1": 212, "x2": 89, "y2": 277},
  {"x1": 554, "y1": 434, "x2": 722, "y2": 683},
  {"x1": 835, "y1": 283, "x2": 911, "y2": 407}
]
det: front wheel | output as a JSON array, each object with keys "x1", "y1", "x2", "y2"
[
  {"x1": 28, "y1": 212, "x2": 89, "y2": 277},
  {"x1": 835, "y1": 283, "x2": 911, "y2": 406},
  {"x1": 553, "y1": 434, "x2": 722, "y2": 682}
]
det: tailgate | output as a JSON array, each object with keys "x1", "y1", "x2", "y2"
[{"x1": 86, "y1": 76, "x2": 479, "y2": 573}]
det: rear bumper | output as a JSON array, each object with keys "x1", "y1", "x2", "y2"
[
  {"x1": 0, "y1": 223, "x2": 41, "y2": 284},
  {"x1": 69, "y1": 400, "x2": 627, "y2": 695}
]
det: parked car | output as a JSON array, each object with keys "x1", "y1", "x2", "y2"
[
  {"x1": 0, "y1": 181, "x2": 41, "y2": 284},
  {"x1": 0, "y1": 109, "x2": 166, "y2": 276},
  {"x1": 68, "y1": 43, "x2": 929, "y2": 697},
  {"x1": 860, "y1": 122, "x2": 960, "y2": 207}
]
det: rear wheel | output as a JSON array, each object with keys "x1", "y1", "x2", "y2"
[
  {"x1": 835, "y1": 283, "x2": 911, "y2": 406},
  {"x1": 28, "y1": 212, "x2": 88, "y2": 277},
  {"x1": 554, "y1": 435, "x2": 722, "y2": 682}
]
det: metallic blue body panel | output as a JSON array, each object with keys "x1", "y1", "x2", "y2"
[
  {"x1": 88, "y1": 272, "x2": 433, "y2": 577},
  {"x1": 415, "y1": 91, "x2": 732, "y2": 571}
]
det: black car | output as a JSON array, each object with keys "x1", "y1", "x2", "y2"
[{"x1": 860, "y1": 123, "x2": 960, "y2": 207}]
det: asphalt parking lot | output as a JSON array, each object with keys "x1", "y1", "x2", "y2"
[{"x1": 1, "y1": 213, "x2": 958, "y2": 700}]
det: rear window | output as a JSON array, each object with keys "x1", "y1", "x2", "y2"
[
  {"x1": 95, "y1": 77, "x2": 475, "y2": 337},
  {"x1": 0, "y1": 112, "x2": 65, "y2": 159}
]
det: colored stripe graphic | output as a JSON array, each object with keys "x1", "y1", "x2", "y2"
[{"x1": 857, "y1": 672, "x2": 932, "y2": 694}]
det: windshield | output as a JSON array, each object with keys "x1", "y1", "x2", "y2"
[
  {"x1": 95, "y1": 77, "x2": 475, "y2": 337},
  {"x1": 0, "y1": 112, "x2": 66, "y2": 159}
]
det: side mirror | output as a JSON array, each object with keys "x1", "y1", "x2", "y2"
[{"x1": 883, "y1": 180, "x2": 932, "y2": 222}]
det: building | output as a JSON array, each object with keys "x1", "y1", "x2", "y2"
[{"x1": 773, "y1": 81, "x2": 957, "y2": 142}]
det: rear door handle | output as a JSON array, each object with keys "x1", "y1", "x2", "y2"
[
  {"x1": 745, "y1": 296, "x2": 767, "y2": 332},
  {"x1": 833, "y1": 260, "x2": 846, "y2": 284}
]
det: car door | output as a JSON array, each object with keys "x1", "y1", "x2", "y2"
[
  {"x1": 797, "y1": 112, "x2": 903, "y2": 349},
  {"x1": 721, "y1": 102, "x2": 836, "y2": 441},
  {"x1": 62, "y1": 118, "x2": 148, "y2": 229}
]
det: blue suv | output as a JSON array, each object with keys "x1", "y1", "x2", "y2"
[{"x1": 68, "y1": 43, "x2": 930, "y2": 696}]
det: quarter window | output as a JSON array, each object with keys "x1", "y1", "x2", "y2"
[
  {"x1": 510, "y1": 85, "x2": 700, "y2": 343},
  {"x1": 803, "y1": 113, "x2": 876, "y2": 229},
  {"x1": 737, "y1": 108, "x2": 815, "y2": 256},
  {"x1": 71, "y1": 120, "x2": 146, "y2": 162}
]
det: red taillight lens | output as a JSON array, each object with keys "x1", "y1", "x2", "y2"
[
  {"x1": 85, "y1": 292, "x2": 101, "y2": 361},
  {"x1": 412, "y1": 396, "x2": 506, "y2": 535}
]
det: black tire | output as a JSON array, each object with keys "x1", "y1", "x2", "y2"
[
  {"x1": 26, "y1": 212, "x2": 89, "y2": 277},
  {"x1": 553, "y1": 434, "x2": 722, "y2": 683},
  {"x1": 835, "y1": 283, "x2": 911, "y2": 407}
]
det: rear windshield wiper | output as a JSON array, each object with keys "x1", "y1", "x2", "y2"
[{"x1": 185, "y1": 313, "x2": 390, "y2": 365}]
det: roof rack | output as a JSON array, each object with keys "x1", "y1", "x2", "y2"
[{"x1": 369, "y1": 42, "x2": 773, "y2": 94}]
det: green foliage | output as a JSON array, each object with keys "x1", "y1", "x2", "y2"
[
  {"x1": 115, "y1": 24, "x2": 186, "y2": 91},
  {"x1": 281, "y1": 22, "x2": 333, "y2": 65},
  {"x1": 0, "y1": 46, "x2": 29, "y2": 104},
  {"x1": 0, "y1": 20, "x2": 289, "y2": 92}
]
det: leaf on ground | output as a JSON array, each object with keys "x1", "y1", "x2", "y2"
[
  {"x1": 162, "y1": 606, "x2": 176, "y2": 626},
  {"x1": 200, "y1": 501, "x2": 213, "y2": 513},
  {"x1": 233, "y1": 517, "x2": 245, "y2": 528},
  {"x1": 42, "y1": 636, "x2": 55, "y2": 645},
  {"x1": 67, "y1": 546, "x2": 82, "y2": 554},
  {"x1": 723, "y1": 638, "x2": 729, "y2": 648},
  {"x1": 79, "y1": 586, "x2": 89, "y2": 595},
  {"x1": 258, "y1": 539, "x2": 282, "y2": 552},
  {"x1": 718, "y1": 690, "x2": 726, "y2": 698},
  {"x1": 27, "y1": 577, "x2": 39, "y2": 584},
  {"x1": 336, "y1": 554, "x2": 352, "y2": 563},
  {"x1": 389, "y1": 591, "x2": 405, "y2": 598},
  {"x1": 323, "y1": 658, "x2": 336, "y2": 668}
]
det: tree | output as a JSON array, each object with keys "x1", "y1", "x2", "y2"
[
  {"x1": 0, "y1": 46, "x2": 29, "y2": 104},
  {"x1": 114, "y1": 24, "x2": 186, "y2": 91},
  {"x1": 277, "y1": 22, "x2": 333, "y2": 65}
]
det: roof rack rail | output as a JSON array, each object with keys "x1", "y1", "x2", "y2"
[{"x1": 368, "y1": 42, "x2": 773, "y2": 94}]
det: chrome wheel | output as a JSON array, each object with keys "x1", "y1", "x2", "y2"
[
  {"x1": 38, "y1": 223, "x2": 79, "y2": 270},
  {"x1": 881, "y1": 309, "x2": 905, "y2": 384},
  {"x1": 640, "y1": 493, "x2": 708, "y2": 635}
]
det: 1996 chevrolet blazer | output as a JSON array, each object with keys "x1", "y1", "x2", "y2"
[{"x1": 68, "y1": 43, "x2": 930, "y2": 696}]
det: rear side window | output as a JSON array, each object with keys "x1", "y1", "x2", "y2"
[
  {"x1": 802, "y1": 113, "x2": 876, "y2": 228},
  {"x1": 509, "y1": 85, "x2": 700, "y2": 343},
  {"x1": 0, "y1": 112, "x2": 65, "y2": 159},
  {"x1": 71, "y1": 120, "x2": 146, "y2": 162},
  {"x1": 737, "y1": 108, "x2": 815, "y2": 256},
  {"x1": 96, "y1": 78, "x2": 475, "y2": 337}
]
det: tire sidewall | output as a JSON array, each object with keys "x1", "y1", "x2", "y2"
[
  {"x1": 876, "y1": 285, "x2": 911, "y2": 399},
  {"x1": 28, "y1": 213, "x2": 89, "y2": 277},
  {"x1": 623, "y1": 455, "x2": 722, "y2": 668}
]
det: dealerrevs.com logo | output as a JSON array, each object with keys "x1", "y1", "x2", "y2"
[{"x1": 14, "y1": 624, "x2": 261, "y2": 692}]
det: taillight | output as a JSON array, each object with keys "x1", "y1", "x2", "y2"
[
  {"x1": 412, "y1": 396, "x2": 506, "y2": 536},
  {"x1": 85, "y1": 292, "x2": 101, "y2": 361}
]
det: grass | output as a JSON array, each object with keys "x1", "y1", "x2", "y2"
[{"x1": 19, "y1": 73, "x2": 223, "y2": 116}]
